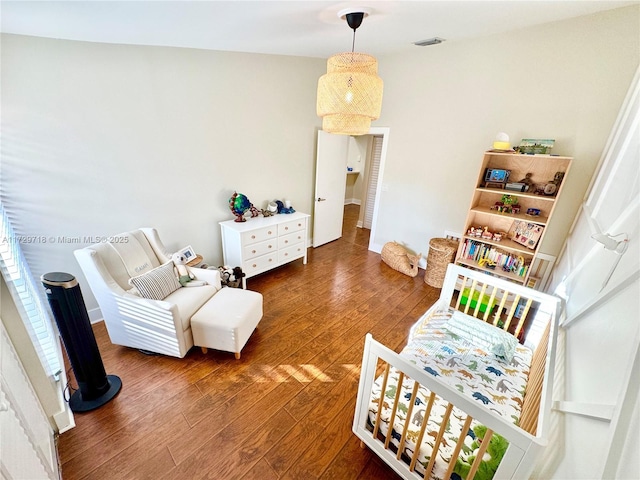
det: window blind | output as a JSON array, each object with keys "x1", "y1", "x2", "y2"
[{"x1": 0, "y1": 204, "x2": 61, "y2": 377}]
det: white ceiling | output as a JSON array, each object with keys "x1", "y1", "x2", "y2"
[{"x1": 1, "y1": 1, "x2": 636, "y2": 58}]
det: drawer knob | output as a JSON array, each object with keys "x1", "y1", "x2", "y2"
[
  {"x1": 285, "y1": 240, "x2": 289, "y2": 244},
  {"x1": 285, "y1": 227, "x2": 289, "y2": 230},
  {"x1": 269, "y1": 258, "x2": 273, "y2": 262},
  {"x1": 251, "y1": 235, "x2": 256, "y2": 239},
  {"x1": 268, "y1": 230, "x2": 272, "y2": 235},
  {"x1": 298, "y1": 223, "x2": 301, "y2": 227},
  {"x1": 252, "y1": 264, "x2": 257, "y2": 268},
  {"x1": 284, "y1": 252, "x2": 288, "y2": 256},
  {"x1": 252, "y1": 250, "x2": 256, "y2": 254},
  {"x1": 269, "y1": 245, "x2": 273, "y2": 248}
]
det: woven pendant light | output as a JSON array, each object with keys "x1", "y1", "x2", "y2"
[{"x1": 317, "y1": 10, "x2": 383, "y2": 136}]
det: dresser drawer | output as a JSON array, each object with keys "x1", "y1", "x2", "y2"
[
  {"x1": 278, "y1": 231, "x2": 304, "y2": 250},
  {"x1": 278, "y1": 243, "x2": 305, "y2": 263},
  {"x1": 242, "y1": 226, "x2": 277, "y2": 245},
  {"x1": 243, "y1": 238, "x2": 276, "y2": 260},
  {"x1": 243, "y1": 252, "x2": 278, "y2": 276},
  {"x1": 278, "y1": 218, "x2": 305, "y2": 236}
]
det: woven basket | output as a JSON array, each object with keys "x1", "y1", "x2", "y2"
[
  {"x1": 381, "y1": 241, "x2": 421, "y2": 277},
  {"x1": 424, "y1": 238, "x2": 459, "y2": 288}
]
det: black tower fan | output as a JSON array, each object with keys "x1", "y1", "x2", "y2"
[{"x1": 42, "y1": 272, "x2": 121, "y2": 412}]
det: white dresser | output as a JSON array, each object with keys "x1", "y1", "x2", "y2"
[{"x1": 220, "y1": 211, "x2": 310, "y2": 288}]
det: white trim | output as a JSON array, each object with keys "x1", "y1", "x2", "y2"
[
  {"x1": 561, "y1": 269, "x2": 640, "y2": 328},
  {"x1": 88, "y1": 307, "x2": 103, "y2": 324},
  {"x1": 601, "y1": 331, "x2": 640, "y2": 478},
  {"x1": 587, "y1": 65, "x2": 640, "y2": 218},
  {"x1": 366, "y1": 127, "x2": 390, "y2": 254},
  {"x1": 553, "y1": 401, "x2": 615, "y2": 422}
]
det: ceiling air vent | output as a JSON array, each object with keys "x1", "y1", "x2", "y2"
[{"x1": 413, "y1": 37, "x2": 445, "y2": 47}]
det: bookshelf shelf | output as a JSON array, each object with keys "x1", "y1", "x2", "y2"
[
  {"x1": 456, "y1": 258, "x2": 526, "y2": 283},
  {"x1": 455, "y1": 150, "x2": 572, "y2": 289},
  {"x1": 469, "y1": 206, "x2": 550, "y2": 226}
]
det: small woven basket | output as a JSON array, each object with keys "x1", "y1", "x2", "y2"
[{"x1": 424, "y1": 238, "x2": 459, "y2": 288}]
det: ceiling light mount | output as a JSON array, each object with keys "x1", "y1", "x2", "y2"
[{"x1": 337, "y1": 7, "x2": 371, "y2": 22}]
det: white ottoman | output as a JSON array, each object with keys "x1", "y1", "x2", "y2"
[{"x1": 191, "y1": 287, "x2": 263, "y2": 359}]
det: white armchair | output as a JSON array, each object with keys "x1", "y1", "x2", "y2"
[{"x1": 74, "y1": 228, "x2": 221, "y2": 358}]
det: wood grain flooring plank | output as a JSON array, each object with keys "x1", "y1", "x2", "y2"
[
  {"x1": 198, "y1": 409, "x2": 297, "y2": 480},
  {"x1": 320, "y1": 434, "x2": 379, "y2": 480},
  {"x1": 164, "y1": 380, "x2": 304, "y2": 478},
  {"x1": 242, "y1": 458, "x2": 280, "y2": 480},
  {"x1": 59, "y1": 381, "x2": 204, "y2": 467},
  {"x1": 279, "y1": 396, "x2": 358, "y2": 480},
  {"x1": 61, "y1": 387, "x2": 201, "y2": 480}
]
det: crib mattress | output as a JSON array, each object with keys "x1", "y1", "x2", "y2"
[{"x1": 367, "y1": 311, "x2": 533, "y2": 479}]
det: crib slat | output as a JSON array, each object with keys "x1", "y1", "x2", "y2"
[
  {"x1": 504, "y1": 294, "x2": 521, "y2": 331},
  {"x1": 384, "y1": 371, "x2": 405, "y2": 449},
  {"x1": 514, "y1": 298, "x2": 533, "y2": 339},
  {"x1": 397, "y1": 381, "x2": 420, "y2": 460},
  {"x1": 483, "y1": 285, "x2": 498, "y2": 322},
  {"x1": 467, "y1": 428, "x2": 494, "y2": 480},
  {"x1": 409, "y1": 391, "x2": 437, "y2": 472},
  {"x1": 520, "y1": 323, "x2": 550, "y2": 435},
  {"x1": 455, "y1": 275, "x2": 470, "y2": 311},
  {"x1": 463, "y1": 280, "x2": 479, "y2": 315},
  {"x1": 373, "y1": 363, "x2": 391, "y2": 439},
  {"x1": 473, "y1": 283, "x2": 488, "y2": 318},
  {"x1": 424, "y1": 402, "x2": 454, "y2": 477},
  {"x1": 443, "y1": 414, "x2": 474, "y2": 480},
  {"x1": 493, "y1": 288, "x2": 508, "y2": 326}
]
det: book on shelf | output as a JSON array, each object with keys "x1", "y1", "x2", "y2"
[{"x1": 460, "y1": 239, "x2": 530, "y2": 277}]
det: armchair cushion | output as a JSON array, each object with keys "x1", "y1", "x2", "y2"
[
  {"x1": 164, "y1": 284, "x2": 219, "y2": 331},
  {"x1": 129, "y1": 261, "x2": 181, "y2": 300}
]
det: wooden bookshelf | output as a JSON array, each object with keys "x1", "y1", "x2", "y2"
[{"x1": 455, "y1": 151, "x2": 572, "y2": 288}]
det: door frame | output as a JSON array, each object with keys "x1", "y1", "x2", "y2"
[{"x1": 365, "y1": 127, "x2": 390, "y2": 254}]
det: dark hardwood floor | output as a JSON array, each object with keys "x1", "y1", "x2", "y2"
[{"x1": 58, "y1": 204, "x2": 441, "y2": 479}]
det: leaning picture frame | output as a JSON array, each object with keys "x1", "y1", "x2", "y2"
[
  {"x1": 177, "y1": 245, "x2": 197, "y2": 262},
  {"x1": 509, "y1": 221, "x2": 544, "y2": 250}
]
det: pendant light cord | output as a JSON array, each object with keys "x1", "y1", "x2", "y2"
[{"x1": 352, "y1": 29, "x2": 356, "y2": 52}]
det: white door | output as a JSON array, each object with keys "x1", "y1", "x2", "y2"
[{"x1": 313, "y1": 131, "x2": 349, "y2": 247}]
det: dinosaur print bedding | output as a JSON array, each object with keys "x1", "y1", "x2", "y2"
[{"x1": 367, "y1": 310, "x2": 533, "y2": 480}]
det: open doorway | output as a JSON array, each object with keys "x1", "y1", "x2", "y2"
[{"x1": 341, "y1": 128, "x2": 389, "y2": 251}]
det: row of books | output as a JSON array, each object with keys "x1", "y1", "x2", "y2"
[{"x1": 460, "y1": 239, "x2": 530, "y2": 277}]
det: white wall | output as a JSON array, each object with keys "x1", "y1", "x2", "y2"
[
  {"x1": 372, "y1": 5, "x2": 639, "y2": 259},
  {"x1": 1, "y1": 34, "x2": 324, "y2": 314}
]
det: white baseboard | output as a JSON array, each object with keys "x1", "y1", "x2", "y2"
[
  {"x1": 368, "y1": 242, "x2": 383, "y2": 253},
  {"x1": 87, "y1": 307, "x2": 103, "y2": 324}
]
